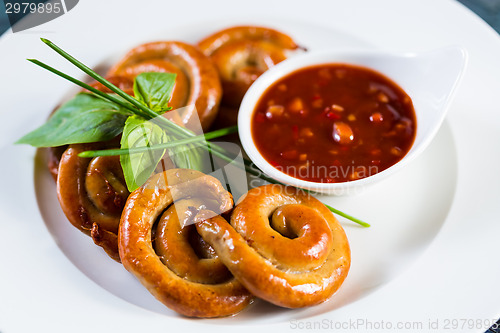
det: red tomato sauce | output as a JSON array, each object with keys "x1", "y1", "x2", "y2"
[{"x1": 251, "y1": 64, "x2": 416, "y2": 183}]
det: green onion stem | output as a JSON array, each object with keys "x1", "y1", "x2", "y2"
[
  {"x1": 78, "y1": 125, "x2": 238, "y2": 157},
  {"x1": 37, "y1": 38, "x2": 369, "y2": 228},
  {"x1": 26, "y1": 59, "x2": 150, "y2": 119},
  {"x1": 325, "y1": 207, "x2": 370, "y2": 227},
  {"x1": 204, "y1": 152, "x2": 369, "y2": 226},
  {"x1": 40, "y1": 40, "x2": 253, "y2": 177},
  {"x1": 31, "y1": 44, "x2": 249, "y2": 178},
  {"x1": 41, "y1": 38, "x2": 191, "y2": 136}
]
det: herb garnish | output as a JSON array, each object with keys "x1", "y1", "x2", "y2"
[
  {"x1": 16, "y1": 93, "x2": 132, "y2": 147},
  {"x1": 16, "y1": 38, "x2": 370, "y2": 227}
]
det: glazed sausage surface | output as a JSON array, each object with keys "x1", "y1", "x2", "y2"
[
  {"x1": 57, "y1": 141, "x2": 129, "y2": 261},
  {"x1": 119, "y1": 169, "x2": 253, "y2": 318},
  {"x1": 53, "y1": 77, "x2": 137, "y2": 260},
  {"x1": 196, "y1": 184, "x2": 350, "y2": 308},
  {"x1": 198, "y1": 26, "x2": 300, "y2": 110},
  {"x1": 87, "y1": 75, "x2": 134, "y2": 96},
  {"x1": 108, "y1": 41, "x2": 222, "y2": 131}
]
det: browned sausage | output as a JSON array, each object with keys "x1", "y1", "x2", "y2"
[
  {"x1": 198, "y1": 26, "x2": 301, "y2": 112},
  {"x1": 108, "y1": 41, "x2": 222, "y2": 131},
  {"x1": 196, "y1": 184, "x2": 350, "y2": 308},
  {"x1": 57, "y1": 141, "x2": 129, "y2": 261},
  {"x1": 119, "y1": 169, "x2": 253, "y2": 318}
]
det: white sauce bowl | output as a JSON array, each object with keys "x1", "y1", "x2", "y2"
[{"x1": 238, "y1": 47, "x2": 467, "y2": 195}]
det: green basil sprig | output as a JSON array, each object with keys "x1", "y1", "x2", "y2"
[
  {"x1": 120, "y1": 72, "x2": 202, "y2": 191},
  {"x1": 16, "y1": 93, "x2": 132, "y2": 147},
  {"x1": 166, "y1": 138, "x2": 204, "y2": 172},
  {"x1": 17, "y1": 71, "x2": 206, "y2": 192},
  {"x1": 133, "y1": 72, "x2": 176, "y2": 114},
  {"x1": 120, "y1": 116, "x2": 168, "y2": 191}
]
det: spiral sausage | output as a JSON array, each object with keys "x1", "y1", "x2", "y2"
[
  {"x1": 119, "y1": 169, "x2": 253, "y2": 318},
  {"x1": 108, "y1": 41, "x2": 222, "y2": 131},
  {"x1": 47, "y1": 145, "x2": 67, "y2": 181},
  {"x1": 86, "y1": 75, "x2": 134, "y2": 96},
  {"x1": 198, "y1": 26, "x2": 301, "y2": 110},
  {"x1": 57, "y1": 141, "x2": 129, "y2": 261},
  {"x1": 196, "y1": 184, "x2": 350, "y2": 308},
  {"x1": 51, "y1": 76, "x2": 135, "y2": 261}
]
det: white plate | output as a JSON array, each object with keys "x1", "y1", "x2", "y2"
[{"x1": 1, "y1": 0, "x2": 500, "y2": 332}]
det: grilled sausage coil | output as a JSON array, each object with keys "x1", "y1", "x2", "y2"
[
  {"x1": 108, "y1": 41, "x2": 222, "y2": 131},
  {"x1": 119, "y1": 178, "x2": 350, "y2": 316},
  {"x1": 119, "y1": 169, "x2": 253, "y2": 318},
  {"x1": 49, "y1": 28, "x2": 351, "y2": 317},
  {"x1": 198, "y1": 26, "x2": 301, "y2": 109},
  {"x1": 196, "y1": 184, "x2": 351, "y2": 308},
  {"x1": 57, "y1": 141, "x2": 129, "y2": 261}
]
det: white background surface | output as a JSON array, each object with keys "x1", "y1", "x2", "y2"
[{"x1": 1, "y1": 0, "x2": 500, "y2": 332}]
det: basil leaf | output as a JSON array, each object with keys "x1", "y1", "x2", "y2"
[
  {"x1": 120, "y1": 116, "x2": 167, "y2": 192},
  {"x1": 133, "y1": 72, "x2": 177, "y2": 114},
  {"x1": 16, "y1": 93, "x2": 131, "y2": 147},
  {"x1": 166, "y1": 138, "x2": 204, "y2": 171}
]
